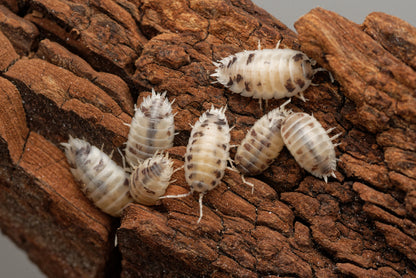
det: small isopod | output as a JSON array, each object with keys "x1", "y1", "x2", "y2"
[
  {"x1": 129, "y1": 152, "x2": 175, "y2": 206},
  {"x1": 280, "y1": 113, "x2": 341, "y2": 182},
  {"x1": 61, "y1": 136, "x2": 132, "y2": 217},
  {"x1": 161, "y1": 106, "x2": 230, "y2": 223},
  {"x1": 125, "y1": 89, "x2": 175, "y2": 168},
  {"x1": 234, "y1": 99, "x2": 291, "y2": 190},
  {"x1": 212, "y1": 42, "x2": 328, "y2": 104}
]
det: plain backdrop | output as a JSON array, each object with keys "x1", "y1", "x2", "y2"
[{"x1": 0, "y1": 1, "x2": 414, "y2": 277}]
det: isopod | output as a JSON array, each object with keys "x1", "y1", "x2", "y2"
[
  {"x1": 125, "y1": 89, "x2": 175, "y2": 168},
  {"x1": 129, "y1": 152, "x2": 174, "y2": 206},
  {"x1": 161, "y1": 106, "x2": 230, "y2": 223},
  {"x1": 280, "y1": 113, "x2": 340, "y2": 182},
  {"x1": 234, "y1": 99, "x2": 291, "y2": 190},
  {"x1": 61, "y1": 136, "x2": 132, "y2": 217},
  {"x1": 211, "y1": 42, "x2": 327, "y2": 103}
]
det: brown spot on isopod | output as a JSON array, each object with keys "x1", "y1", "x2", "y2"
[
  {"x1": 296, "y1": 79, "x2": 305, "y2": 88},
  {"x1": 215, "y1": 170, "x2": 221, "y2": 179},
  {"x1": 261, "y1": 139, "x2": 271, "y2": 148},
  {"x1": 227, "y1": 77, "x2": 233, "y2": 86},
  {"x1": 215, "y1": 118, "x2": 226, "y2": 125},
  {"x1": 193, "y1": 131, "x2": 203, "y2": 138},
  {"x1": 236, "y1": 74, "x2": 243, "y2": 83},
  {"x1": 244, "y1": 143, "x2": 251, "y2": 151},
  {"x1": 227, "y1": 56, "x2": 237, "y2": 68},
  {"x1": 246, "y1": 53, "x2": 255, "y2": 64},
  {"x1": 292, "y1": 53, "x2": 304, "y2": 62},
  {"x1": 245, "y1": 81, "x2": 251, "y2": 92},
  {"x1": 285, "y1": 79, "x2": 295, "y2": 92}
]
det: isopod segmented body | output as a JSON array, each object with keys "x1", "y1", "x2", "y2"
[
  {"x1": 212, "y1": 43, "x2": 319, "y2": 102},
  {"x1": 61, "y1": 137, "x2": 132, "y2": 217},
  {"x1": 280, "y1": 113, "x2": 340, "y2": 182},
  {"x1": 161, "y1": 106, "x2": 230, "y2": 223},
  {"x1": 235, "y1": 99, "x2": 291, "y2": 177},
  {"x1": 125, "y1": 89, "x2": 175, "y2": 168},
  {"x1": 129, "y1": 152, "x2": 174, "y2": 206}
]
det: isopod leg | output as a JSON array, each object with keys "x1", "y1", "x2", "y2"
[
  {"x1": 159, "y1": 190, "x2": 192, "y2": 199},
  {"x1": 241, "y1": 175, "x2": 255, "y2": 194},
  {"x1": 275, "y1": 40, "x2": 281, "y2": 49},
  {"x1": 172, "y1": 165, "x2": 184, "y2": 174},
  {"x1": 295, "y1": 92, "x2": 308, "y2": 102},
  {"x1": 196, "y1": 192, "x2": 205, "y2": 224}
]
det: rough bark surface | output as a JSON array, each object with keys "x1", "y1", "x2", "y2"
[{"x1": 0, "y1": 0, "x2": 414, "y2": 277}]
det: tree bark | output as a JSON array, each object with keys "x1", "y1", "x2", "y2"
[{"x1": 0, "y1": 0, "x2": 415, "y2": 277}]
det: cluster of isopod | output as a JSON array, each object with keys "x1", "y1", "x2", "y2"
[
  {"x1": 62, "y1": 42, "x2": 339, "y2": 223},
  {"x1": 61, "y1": 89, "x2": 176, "y2": 217}
]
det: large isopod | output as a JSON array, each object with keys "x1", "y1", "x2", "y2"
[
  {"x1": 125, "y1": 89, "x2": 175, "y2": 168},
  {"x1": 234, "y1": 99, "x2": 291, "y2": 190},
  {"x1": 161, "y1": 106, "x2": 230, "y2": 223},
  {"x1": 61, "y1": 136, "x2": 132, "y2": 217},
  {"x1": 280, "y1": 113, "x2": 340, "y2": 182},
  {"x1": 212, "y1": 42, "x2": 328, "y2": 103}
]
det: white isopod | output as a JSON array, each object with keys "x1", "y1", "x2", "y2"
[
  {"x1": 234, "y1": 99, "x2": 291, "y2": 190},
  {"x1": 161, "y1": 106, "x2": 230, "y2": 223},
  {"x1": 212, "y1": 42, "x2": 328, "y2": 104},
  {"x1": 61, "y1": 136, "x2": 132, "y2": 217},
  {"x1": 125, "y1": 89, "x2": 175, "y2": 168},
  {"x1": 280, "y1": 113, "x2": 341, "y2": 182},
  {"x1": 129, "y1": 152, "x2": 175, "y2": 206}
]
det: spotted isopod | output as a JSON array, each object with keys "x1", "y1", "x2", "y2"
[
  {"x1": 125, "y1": 89, "x2": 175, "y2": 168},
  {"x1": 161, "y1": 106, "x2": 230, "y2": 223},
  {"x1": 280, "y1": 113, "x2": 341, "y2": 182},
  {"x1": 61, "y1": 136, "x2": 132, "y2": 217},
  {"x1": 129, "y1": 152, "x2": 175, "y2": 206},
  {"x1": 212, "y1": 42, "x2": 328, "y2": 104},
  {"x1": 234, "y1": 99, "x2": 291, "y2": 190}
]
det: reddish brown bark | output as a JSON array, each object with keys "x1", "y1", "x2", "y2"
[{"x1": 0, "y1": 1, "x2": 415, "y2": 277}]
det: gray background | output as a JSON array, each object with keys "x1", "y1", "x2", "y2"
[{"x1": 1, "y1": 1, "x2": 414, "y2": 277}]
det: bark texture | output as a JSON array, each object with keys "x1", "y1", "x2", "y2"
[{"x1": 0, "y1": 0, "x2": 414, "y2": 277}]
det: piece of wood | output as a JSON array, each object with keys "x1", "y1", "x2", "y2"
[{"x1": 0, "y1": 1, "x2": 415, "y2": 277}]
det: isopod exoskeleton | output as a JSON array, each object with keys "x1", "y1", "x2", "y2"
[
  {"x1": 161, "y1": 106, "x2": 230, "y2": 223},
  {"x1": 234, "y1": 99, "x2": 291, "y2": 189},
  {"x1": 125, "y1": 89, "x2": 175, "y2": 168},
  {"x1": 129, "y1": 152, "x2": 174, "y2": 206},
  {"x1": 61, "y1": 136, "x2": 132, "y2": 217},
  {"x1": 280, "y1": 113, "x2": 340, "y2": 182},
  {"x1": 211, "y1": 42, "x2": 324, "y2": 103}
]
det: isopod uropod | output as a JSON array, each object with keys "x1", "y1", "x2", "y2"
[
  {"x1": 280, "y1": 112, "x2": 340, "y2": 182},
  {"x1": 129, "y1": 152, "x2": 175, "y2": 206},
  {"x1": 212, "y1": 42, "x2": 327, "y2": 104},
  {"x1": 161, "y1": 106, "x2": 230, "y2": 223},
  {"x1": 61, "y1": 136, "x2": 132, "y2": 217},
  {"x1": 125, "y1": 89, "x2": 175, "y2": 168},
  {"x1": 234, "y1": 99, "x2": 291, "y2": 190}
]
